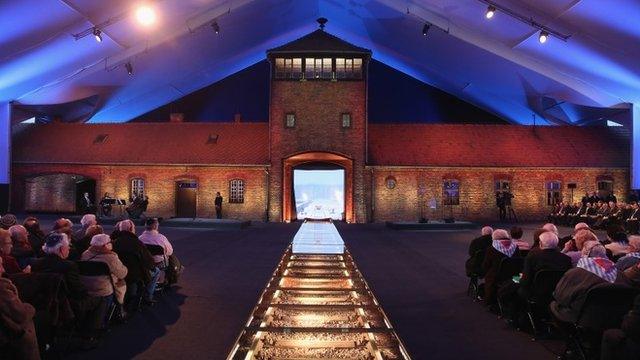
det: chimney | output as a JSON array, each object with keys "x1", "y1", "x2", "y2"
[
  {"x1": 170, "y1": 113, "x2": 185, "y2": 123},
  {"x1": 234, "y1": 113, "x2": 242, "y2": 123}
]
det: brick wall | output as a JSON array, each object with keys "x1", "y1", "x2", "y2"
[
  {"x1": 13, "y1": 164, "x2": 268, "y2": 220},
  {"x1": 24, "y1": 174, "x2": 77, "y2": 212},
  {"x1": 370, "y1": 167, "x2": 629, "y2": 222},
  {"x1": 269, "y1": 80, "x2": 367, "y2": 222}
]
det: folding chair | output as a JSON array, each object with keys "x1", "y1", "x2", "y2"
[
  {"x1": 568, "y1": 284, "x2": 639, "y2": 360},
  {"x1": 145, "y1": 244, "x2": 168, "y2": 293},
  {"x1": 466, "y1": 250, "x2": 484, "y2": 300},
  {"x1": 495, "y1": 256, "x2": 524, "y2": 316},
  {"x1": 525, "y1": 270, "x2": 566, "y2": 338},
  {"x1": 76, "y1": 261, "x2": 118, "y2": 326}
]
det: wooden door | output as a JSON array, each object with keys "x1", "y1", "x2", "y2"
[{"x1": 176, "y1": 181, "x2": 197, "y2": 218}]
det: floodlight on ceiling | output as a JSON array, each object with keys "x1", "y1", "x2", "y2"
[
  {"x1": 477, "y1": 0, "x2": 570, "y2": 43},
  {"x1": 93, "y1": 28, "x2": 102, "y2": 43},
  {"x1": 485, "y1": 5, "x2": 496, "y2": 19},
  {"x1": 125, "y1": 62, "x2": 133, "y2": 75},
  {"x1": 135, "y1": 4, "x2": 157, "y2": 26},
  {"x1": 538, "y1": 30, "x2": 549, "y2": 44},
  {"x1": 211, "y1": 21, "x2": 220, "y2": 34},
  {"x1": 422, "y1": 23, "x2": 430, "y2": 36}
]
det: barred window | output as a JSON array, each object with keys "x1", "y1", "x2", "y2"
[
  {"x1": 341, "y1": 113, "x2": 351, "y2": 128},
  {"x1": 443, "y1": 179, "x2": 460, "y2": 205},
  {"x1": 285, "y1": 113, "x2": 296, "y2": 128},
  {"x1": 131, "y1": 178, "x2": 145, "y2": 199},
  {"x1": 546, "y1": 181, "x2": 562, "y2": 206},
  {"x1": 229, "y1": 179, "x2": 244, "y2": 203},
  {"x1": 274, "y1": 57, "x2": 302, "y2": 79}
]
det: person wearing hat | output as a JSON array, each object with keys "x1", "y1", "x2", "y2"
[
  {"x1": 80, "y1": 234, "x2": 128, "y2": 305},
  {"x1": 31, "y1": 233, "x2": 104, "y2": 348},
  {"x1": 0, "y1": 213, "x2": 17, "y2": 230}
]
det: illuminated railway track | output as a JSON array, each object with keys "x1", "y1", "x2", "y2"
[{"x1": 227, "y1": 221, "x2": 411, "y2": 360}]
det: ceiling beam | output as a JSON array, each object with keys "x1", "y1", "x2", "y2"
[
  {"x1": 58, "y1": 0, "x2": 128, "y2": 49},
  {"x1": 376, "y1": 0, "x2": 617, "y2": 106}
]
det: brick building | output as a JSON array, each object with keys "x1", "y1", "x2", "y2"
[{"x1": 9, "y1": 29, "x2": 630, "y2": 222}]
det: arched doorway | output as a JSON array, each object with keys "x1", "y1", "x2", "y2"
[{"x1": 282, "y1": 152, "x2": 354, "y2": 223}]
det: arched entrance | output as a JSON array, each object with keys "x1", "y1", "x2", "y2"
[{"x1": 282, "y1": 152, "x2": 354, "y2": 223}]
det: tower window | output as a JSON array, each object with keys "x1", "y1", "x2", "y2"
[
  {"x1": 285, "y1": 113, "x2": 296, "y2": 128},
  {"x1": 341, "y1": 113, "x2": 351, "y2": 128},
  {"x1": 274, "y1": 57, "x2": 302, "y2": 79}
]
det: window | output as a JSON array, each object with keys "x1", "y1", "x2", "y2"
[
  {"x1": 229, "y1": 179, "x2": 244, "y2": 203},
  {"x1": 274, "y1": 57, "x2": 302, "y2": 79},
  {"x1": 546, "y1": 181, "x2": 562, "y2": 206},
  {"x1": 597, "y1": 179, "x2": 613, "y2": 199},
  {"x1": 341, "y1": 113, "x2": 351, "y2": 128},
  {"x1": 285, "y1": 113, "x2": 296, "y2": 128},
  {"x1": 322, "y1": 58, "x2": 332, "y2": 79},
  {"x1": 443, "y1": 180, "x2": 460, "y2": 205},
  {"x1": 336, "y1": 58, "x2": 346, "y2": 78},
  {"x1": 385, "y1": 176, "x2": 397, "y2": 190},
  {"x1": 131, "y1": 178, "x2": 145, "y2": 199}
]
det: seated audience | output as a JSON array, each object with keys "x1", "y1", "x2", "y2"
[
  {"x1": 75, "y1": 214, "x2": 97, "y2": 242},
  {"x1": 518, "y1": 231, "x2": 572, "y2": 299},
  {"x1": 626, "y1": 203, "x2": 640, "y2": 234},
  {"x1": 112, "y1": 220, "x2": 158, "y2": 305},
  {"x1": 616, "y1": 236, "x2": 640, "y2": 271},
  {"x1": 619, "y1": 262, "x2": 640, "y2": 288},
  {"x1": 23, "y1": 217, "x2": 45, "y2": 257},
  {"x1": 80, "y1": 234, "x2": 128, "y2": 306},
  {"x1": 52, "y1": 218, "x2": 75, "y2": 243},
  {"x1": 31, "y1": 233, "x2": 105, "y2": 347},
  {"x1": 542, "y1": 223, "x2": 559, "y2": 236},
  {"x1": 0, "y1": 229, "x2": 30, "y2": 275},
  {"x1": 510, "y1": 226, "x2": 530, "y2": 250},
  {"x1": 481, "y1": 228, "x2": 519, "y2": 308},
  {"x1": 71, "y1": 224, "x2": 105, "y2": 260},
  {"x1": 605, "y1": 231, "x2": 630, "y2": 257},
  {"x1": 558, "y1": 222, "x2": 590, "y2": 249},
  {"x1": 139, "y1": 218, "x2": 174, "y2": 265},
  {"x1": 0, "y1": 256, "x2": 40, "y2": 360},
  {"x1": 465, "y1": 226, "x2": 493, "y2": 276},
  {"x1": 561, "y1": 229, "x2": 598, "y2": 266},
  {"x1": 530, "y1": 228, "x2": 547, "y2": 253},
  {"x1": 551, "y1": 241, "x2": 620, "y2": 323},
  {"x1": 600, "y1": 294, "x2": 640, "y2": 360},
  {"x1": 0, "y1": 213, "x2": 17, "y2": 230},
  {"x1": 8, "y1": 225, "x2": 36, "y2": 267}
]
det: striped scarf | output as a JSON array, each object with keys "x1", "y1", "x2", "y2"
[
  {"x1": 625, "y1": 252, "x2": 640, "y2": 259},
  {"x1": 577, "y1": 257, "x2": 618, "y2": 283},
  {"x1": 492, "y1": 240, "x2": 517, "y2": 257}
]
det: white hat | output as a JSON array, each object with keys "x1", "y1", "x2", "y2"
[{"x1": 90, "y1": 234, "x2": 111, "y2": 247}]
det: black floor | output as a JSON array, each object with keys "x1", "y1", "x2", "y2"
[{"x1": 60, "y1": 221, "x2": 571, "y2": 359}]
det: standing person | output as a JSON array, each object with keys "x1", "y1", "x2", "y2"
[
  {"x1": 214, "y1": 192, "x2": 223, "y2": 219},
  {"x1": 496, "y1": 192, "x2": 506, "y2": 221}
]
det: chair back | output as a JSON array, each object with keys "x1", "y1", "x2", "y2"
[
  {"x1": 529, "y1": 270, "x2": 566, "y2": 304},
  {"x1": 76, "y1": 260, "x2": 111, "y2": 276},
  {"x1": 496, "y1": 256, "x2": 524, "y2": 283},
  {"x1": 145, "y1": 244, "x2": 165, "y2": 256},
  {"x1": 519, "y1": 249, "x2": 530, "y2": 258},
  {"x1": 576, "y1": 284, "x2": 639, "y2": 332}
]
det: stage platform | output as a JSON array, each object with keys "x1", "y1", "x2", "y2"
[{"x1": 386, "y1": 220, "x2": 478, "y2": 231}]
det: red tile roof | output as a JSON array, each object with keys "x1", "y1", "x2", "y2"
[
  {"x1": 368, "y1": 124, "x2": 629, "y2": 168},
  {"x1": 13, "y1": 123, "x2": 269, "y2": 165}
]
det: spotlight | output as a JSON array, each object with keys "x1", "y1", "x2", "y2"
[
  {"x1": 135, "y1": 4, "x2": 157, "y2": 26},
  {"x1": 538, "y1": 30, "x2": 549, "y2": 44},
  {"x1": 211, "y1": 21, "x2": 220, "y2": 34},
  {"x1": 485, "y1": 5, "x2": 496, "y2": 19},
  {"x1": 93, "y1": 28, "x2": 102, "y2": 42},
  {"x1": 125, "y1": 62, "x2": 133, "y2": 75},
  {"x1": 422, "y1": 23, "x2": 430, "y2": 36}
]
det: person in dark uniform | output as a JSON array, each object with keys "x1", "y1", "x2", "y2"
[
  {"x1": 496, "y1": 192, "x2": 506, "y2": 221},
  {"x1": 100, "y1": 192, "x2": 113, "y2": 217},
  {"x1": 214, "y1": 192, "x2": 223, "y2": 219}
]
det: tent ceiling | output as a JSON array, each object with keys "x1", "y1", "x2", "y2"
[{"x1": 1, "y1": 0, "x2": 638, "y2": 124}]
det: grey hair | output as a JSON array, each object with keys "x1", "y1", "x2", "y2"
[
  {"x1": 542, "y1": 223, "x2": 558, "y2": 235},
  {"x1": 539, "y1": 231, "x2": 559, "y2": 250},
  {"x1": 8, "y1": 225, "x2": 27, "y2": 240},
  {"x1": 491, "y1": 229, "x2": 510, "y2": 241},
  {"x1": 481, "y1": 226, "x2": 494, "y2": 236},
  {"x1": 80, "y1": 214, "x2": 97, "y2": 227},
  {"x1": 42, "y1": 233, "x2": 70, "y2": 255},
  {"x1": 117, "y1": 220, "x2": 136, "y2": 233}
]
